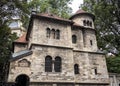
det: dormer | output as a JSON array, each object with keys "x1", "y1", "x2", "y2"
[{"x1": 70, "y1": 10, "x2": 95, "y2": 29}]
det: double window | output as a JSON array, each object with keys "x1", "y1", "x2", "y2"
[
  {"x1": 46, "y1": 28, "x2": 60, "y2": 39},
  {"x1": 45, "y1": 56, "x2": 62, "y2": 72}
]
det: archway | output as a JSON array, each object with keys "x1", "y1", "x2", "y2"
[{"x1": 15, "y1": 74, "x2": 29, "y2": 86}]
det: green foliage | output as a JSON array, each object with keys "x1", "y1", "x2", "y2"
[
  {"x1": 28, "y1": 0, "x2": 73, "y2": 18},
  {"x1": 0, "y1": 0, "x2": 23, "y2": 63},
  {"x1": 106, "y1": 56, "x2": 120, "y2": 73},
  {"x1": 82, "y1": 0, "x2": 120, "y2": 55},
  {"x1": 0, "y1": 24, "x2": 17, "y2": 63}
]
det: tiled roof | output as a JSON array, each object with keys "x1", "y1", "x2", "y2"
[
  {"x1": 33, "y1": 13, "x2": 72, "y2": 23},
  {"x1": 15, "y1": 33, "x2": 27, "y2": 43},
  {"x1": 75, "y1": 9, "x2": 87, "y2": 14},
  {"x1": 70, "y1": 9, "x2": 95, "y2": 20},
  {"x1": 26, "y1": 13, "x2": 73, "y2": 41}
]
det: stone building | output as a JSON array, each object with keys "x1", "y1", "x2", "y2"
[{"x1": 7, "y1": 10, "x2": 109, "y2": 86}]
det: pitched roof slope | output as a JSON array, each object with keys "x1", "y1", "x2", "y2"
[
  {"x1": 70, "y1": 9, "x2": 95, "y2": 20},
  {"x1": 15, "y1": 33, "x2": 27, "y2": 43}
]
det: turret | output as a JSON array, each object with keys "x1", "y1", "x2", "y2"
[
  {"x1": 70, "y1": 9, "x2": 95, "y2": 29},
  {"x1": 70, "y1": 10, "x2": 97, "y2": 52}
]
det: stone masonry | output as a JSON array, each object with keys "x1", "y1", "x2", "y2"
[{"x1": 7, "y1": 10, "x2": 109, "y2": 86}]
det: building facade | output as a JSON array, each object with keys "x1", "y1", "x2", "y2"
[{"x1": 7, "y1": 10, "x2": 109, "y2": 86}]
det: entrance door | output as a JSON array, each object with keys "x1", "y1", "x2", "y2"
[{"x1": 15, "y1": 74, "x2": 29, "y2": 86}]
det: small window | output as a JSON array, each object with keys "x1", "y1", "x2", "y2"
[
  {"x1": 51, "y1": 29, "x2": 55, "y2": 39},
  {"x1": 83, "y1": 20, "x2": 86, "y2": 26},
  {"x1": 56, "y1": 30, "x2": 60, "y2": 39},
  {"x1": 54, "y1": 57, "x2": 62, "y2": 72},
  {"x1": 45, "y1": 56, "x2": 52, "y2": 72},
  {"x1": 74, "y1": 64, "x2": 79, "y2": 74},
  {"x1": 46, "y1": 28, "x2": 50, "y2": 38},
  {"x1": 87, "y1": 20, "x2": 89, "y2": 26},
  {"x1": 72, "y1": 35, "x2": 77, "y2": 43},
  {"x1": 90, "y1": 22, "x2": 92, "y2": 27},
  {"x1": 94, "y1": 68, "x2": 97, "y2": 75},
  {"x1": 90, "y1": 40, "x2": 93, "y2": 46}
]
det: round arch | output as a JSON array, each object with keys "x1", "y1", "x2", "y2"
[{"x1": 15, "y1": 74, "x2": 30, "y2": 86}]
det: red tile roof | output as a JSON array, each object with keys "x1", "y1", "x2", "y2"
[
  {"x1": 15, "y1": 33, "x2": 27, "y2": 43},
  {"x1": 70, "y1": 9, "x2": 95, "y2": 20},
  {"x1": 75, "y1": 9, "x2": 87, "y2": 14},
  {"x1": 33, "y1": 13, "x2": 72, "y2": 23}
]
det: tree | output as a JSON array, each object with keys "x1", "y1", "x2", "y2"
[
  {"x1": 0, "y1": 0, "x2": 25, "y2": 82},
  {"x1": 28, "y1": 0, "x2": 73, "y2": 18},
  {"x1": 82, "y1": 0, "x2": 120, "y2": 55},
  {"x1": 106, "y1": 56, "x2": 120, "y2": 73}
]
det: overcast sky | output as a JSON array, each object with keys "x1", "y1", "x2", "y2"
[{"x1": 70, "y1": 0, "x2": 83, "y2": 13}]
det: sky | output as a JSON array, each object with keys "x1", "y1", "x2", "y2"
[{"x1": 70, "y1": 0, "x2": 83, "y2": 13}]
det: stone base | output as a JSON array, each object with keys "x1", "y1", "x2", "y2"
[{"x1": 30, "y1": 83, "x2": 109, "y2": 86}]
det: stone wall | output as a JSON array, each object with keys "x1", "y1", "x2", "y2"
[
  {"x1": 29, "y1": 18, "x2": 72, "y2": 48},
  {"x1": 8, "y1": 45, "x2": 74, "y2": 83},
  {"x1": 73, "y1": 51, "x2": 109, "y2": 84},
  {"x1": 72, "y1": 27, "x2": 97, "y2": 52},
  {"x1": 8, "y1": 45, "x2": 109, "y2": 84}
]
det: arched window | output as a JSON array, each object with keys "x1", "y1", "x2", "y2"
[
  {"x1": 51, "y1": 29, "x2": 55, "y2": 39},
  {"x1": 54, "y1": 57, "x2": 61, "y2": 72},
  {"x1": 83, "y1": 20, "x2": 86, "y2": 26},
  {"x1": 74, "y1": 64, "x2": 79, "y2": 74},
  {"x1": 45, "y1": 56, "x2": 52, "y2": 72},
  {"x1": 72, "y1": 35, "x2": 77, "y2": 43},
  {"x1": 90, "y1": 22, "x2": 92, "y2": 27},
  {"x1": 56, "y1": 30, "x2": 60, "y2": 39},
  {"x1": 87, "y1": 20, "x2": 89, "y2": 26},
  {"x1": 46, "y1": 28, "x2": 50, "y2": 38}
]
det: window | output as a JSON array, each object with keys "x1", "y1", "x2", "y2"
[
  {"x1": 90, "y1": 40, "x2": 93, "y2": 46},
  {"x1": 45, "y1": 56, "x2": 52, "y2": 72},
  {"x1": 74, "y1": 64, "x2": 79, "y2": 74},
  {"x1": 87, "y1": 20, "x2": 89, "y2": 26},
  {"x1": 51, "y1": 29, "x2": 55, "y2": 39},
  {"x1": 46, "y1": 28, "x2": 50, "y2": 38},
  {"x1": 83, "y1": 20, "x2": 86, "y2": 26},
  {"x1": 83, "y1": 20, "x2": 92, "y2": 27},
  {"x1": 90, "y1": 22, "x2": 92, "y2": 27},
  {"x1": 72, "y1": 35, "x2": 77, "y2": 43},
  {"x1": 56, "y1": 30, "x2": 60, "y2": 39},
  {"x1": 94, "y1": 68, "x2": 97, "y2": 75},
  {"x1": 54, "y1": 57, "x2": 61, "y2": 72}
]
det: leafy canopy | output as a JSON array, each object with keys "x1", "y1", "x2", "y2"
[{"x1": 82, "y1": 0, "x2": 120, "y2": 55}]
